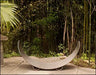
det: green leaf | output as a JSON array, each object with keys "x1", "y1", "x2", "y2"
[{"x1": 1, "y1": 2, "x2": 20, "y2": 32}]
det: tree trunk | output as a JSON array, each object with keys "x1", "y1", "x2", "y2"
[
  {"x1": 95, "y1": 33, "x2": 96, "y2": 65},
  {"x1": 85, "y1": 0, "x2": 88, "y2": 52},
  {"x1": 63, "y1": 17, "x2": 67, "y2": 44},
  {"x1": 83, "y1": 0, "x2": 86, "y2": 54},
  {"x1": 88, "y1": 0, "x2": 92, "y2": 65},
  {"x1": 67, "y1": 27, "x2": 70, "y2": 53},
  {"x1": 47, "y1": 0, "x2": 49, "y2": 12},
  {"x1": 70, "y1": 9, "x2": 74, "y2": 51}
]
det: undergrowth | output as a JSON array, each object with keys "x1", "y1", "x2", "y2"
[{"x1": 71, "y1": 53, "x2": 95, "y2": 69}]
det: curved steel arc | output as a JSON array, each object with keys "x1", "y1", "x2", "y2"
[{"x1": 17, "y1": 40, "x2": 80, "y2": 69}]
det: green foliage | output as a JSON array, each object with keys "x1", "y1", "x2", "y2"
[
  {"x1": 58, "y1": 43, "x2": 64, "y2": 50},
  {"x1": 31, "y1": 51, "x2": 59, "y2": 58},
  {"x1": 72, "y1": 58, "x2": 95, "y2": 69},
  {"x1": 57, "y1": 53, "x2": 64, "y2": 56},
  {"x1": 49, "y1": 51, "x2": 57, "y2": 56},
  {"x1": 90, "y1": 54, "x2": 95, "y2": 62},
  {"x1": 81, "y1": 53, "x2": 88, "y2": 60},
  {"x1": 75, "y1": 53, "x2": 95, "y2": 63},
  {"x1": 11, "y1": 51, "x2": 19, "y2": 56},
  {"x1": 30, "y1": 45, "x2": 40, "y2": 54},
  {"x1": 4, "y1": 54, "x2": 12, "y2": 58},
  {"x1": 23, "y1": 40, "x2": 60, "y2": 58},
  {"x1": 33, "y1": 14, "x2": 58, "y2": 26},
  {"x1": 23, "y1": 41, "x2": 30, "y2": 48},
  {"x1": 1, "y1": 2, "x2": 20, "y2": 32},
  {"x1": 81, "y1": 51, "x2": 95, "y2": 62},
  {"x1": 33, "y1": 37, "x2": 41, "y2": 45},
  {"x1": 63, "y1": 48, "x2": 69, "y2": 55},
  {"x1": 4, "y1": 51, "x2": 19, "y2": 58},
  {"x1": 58, "y1": 44, "x2": 68, "y2": 55}
]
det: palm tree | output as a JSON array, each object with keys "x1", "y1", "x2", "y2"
[
  {"x1": 0, "y1": 0, "x2": 20, "y2": 65},
  {"x1": 1, "y1": 0, "x2": 19, "y2": 33}
]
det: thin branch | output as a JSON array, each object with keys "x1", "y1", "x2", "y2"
[
  {"x1": 91, "y1": 6, "x2": 96, "y2": 15},
  {"x1": 87, "y1": 0, "x2": 91, "y2": 6}
]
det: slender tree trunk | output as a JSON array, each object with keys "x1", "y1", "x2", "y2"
[
  {"x1": 95, "y1": 33, "x2": 96, "y2": 66},
  {"x1": 83, "y1": 0, "x2": 86, "y2": 53},
  {"x1": 63, "y1": 17, "x2": 67, "y2": 44},
  {"x1": 70, "y1": 9, "x2": 74, "y2": 51},
  {"x1": 67, "y1": 27, "x2": 70, "y2": 53},
  {"x1": 85, "y1": 0, "x2": 88, "y2": 52},
  {"x1": 47, "y1": 0, "x2": 49, "y2": 13},
  {"x1": 89, "y1": 0, "x2": 92, "y2": 65}
]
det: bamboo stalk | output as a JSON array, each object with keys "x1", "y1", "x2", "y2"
[
  {"x1": 63, "y1": 17, "x2": 67, "y2": 44},
  {"x1": 88, "y1": 0, "x2": 92, "y2": 65},
  {"x1": 70, "y1": 9, "x2": 74, "y2": 51},
  {"x1": 83, "y1": 0, "x2": 86, "y2": 54}
]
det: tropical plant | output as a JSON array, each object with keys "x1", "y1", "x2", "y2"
[
  {"x1": 1, "y1": 1, "x2": 19, "y2": 33},
  {"x1": 58, "y1": 43, "x2": 65, "y2": 51}
]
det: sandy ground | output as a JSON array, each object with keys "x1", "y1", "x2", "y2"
[{"x1": 1, "y1": 57, "x2": 95, "y2": 74}]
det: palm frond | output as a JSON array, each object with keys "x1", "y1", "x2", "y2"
[{"x1": 1, "y1": 2, "x2": 20, "y2": 32}]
